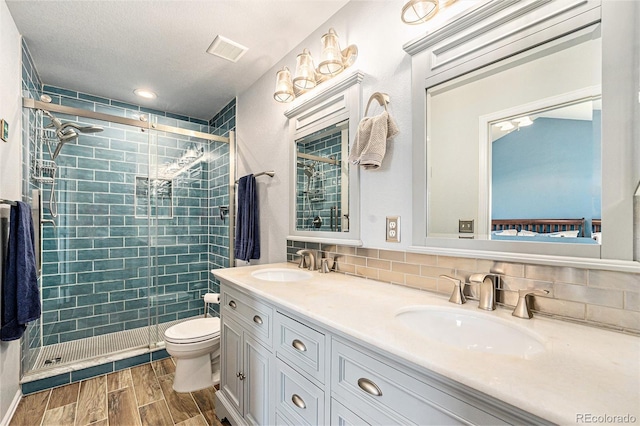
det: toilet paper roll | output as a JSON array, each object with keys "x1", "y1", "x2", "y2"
[{"x1": 203, "y1": 293, "x2": 220, "y2": 304}]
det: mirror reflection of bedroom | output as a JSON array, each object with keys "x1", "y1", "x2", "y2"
[
  {"x1": 490, "y1": 98, "x2": 602, "y2": 245},
  {"x1": 426, "y1": 23, "x2": 602, "y2": 246}
]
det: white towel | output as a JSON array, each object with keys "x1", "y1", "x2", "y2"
[{"x1": 349, "y1": 111, "x2": 399, "y2": 169}]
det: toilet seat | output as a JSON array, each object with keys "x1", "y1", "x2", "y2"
[{"x1": 164, "y1": 317, "x2": 220, "y2": 344}]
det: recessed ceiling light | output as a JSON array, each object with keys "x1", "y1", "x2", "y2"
[
  {"x1": 207, "y1": 35, "x2": 248, "y2": 63},
  {"x1": 134, "y1": 89, "x2": 157, "y2": 99}
]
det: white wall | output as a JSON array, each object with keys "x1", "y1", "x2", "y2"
[
  {"x1": 0, "y1": 0, "x2": 24, "y2": 422},
  {"x1": 237, "y1": 0, "x2": 472, "y2": 262}
]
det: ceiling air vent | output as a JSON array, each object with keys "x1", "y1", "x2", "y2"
[{"x1": 206, "y1": 35, "x2": 248, "y2": 63}]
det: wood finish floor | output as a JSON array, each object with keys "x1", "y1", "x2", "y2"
[{"x1": 10, "y1": 358, "x2": 229, "y2": 426}]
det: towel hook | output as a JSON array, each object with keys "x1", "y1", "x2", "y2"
[{"x1": 365, "y1": 92, "x2": 390, "y2": 116}]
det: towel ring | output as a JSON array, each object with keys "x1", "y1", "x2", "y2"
[{"x1": 365, "y1": 92, "x2": 390, "y2": 116}]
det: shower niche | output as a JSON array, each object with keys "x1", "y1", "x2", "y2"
[
  {"x1": 286, "y1": 71, "x2": 363, "y2": 245},
  {"x1": 135, "y1": 177, "x2": 173, "y2": 218}
]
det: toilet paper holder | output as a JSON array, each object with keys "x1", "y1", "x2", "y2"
[{"x1": 201, "y1": 292, "x2": 220, "y2": 318}]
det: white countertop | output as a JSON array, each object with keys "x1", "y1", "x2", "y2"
[{"x1": 213, "y1": 262, "x2": 640, "y2": 425}]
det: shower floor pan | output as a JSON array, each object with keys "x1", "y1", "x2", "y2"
[{"x1": 31, "y1": 318, "x2": 187, "y2": 372}]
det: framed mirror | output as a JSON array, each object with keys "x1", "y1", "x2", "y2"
[
  {"x1": 285, "y1": 71, "x2": 363, "y2": 245},
  {"x1": 407, "y1": 0, "x2": 638, "y2": 267},
  {"x1": 426, "y1": 25, "x2": 602, "y2": 256}
]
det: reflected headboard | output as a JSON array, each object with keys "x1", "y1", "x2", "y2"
[
  {"x1": 491, "y1": 218, "x2": 585, "y2": 237},
  {"x1": 592, "y1": 219, "x2": 601, "y2": 233}
]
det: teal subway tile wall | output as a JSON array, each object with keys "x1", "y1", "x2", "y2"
[{"x1": 20, "y1": 38, "x2": 235, "y2": 378}]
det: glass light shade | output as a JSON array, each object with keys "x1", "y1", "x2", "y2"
[
  {"x1": 293, "y1": 49, "x2": 317, "y2": 90},
  {"x1": 497, "y1": 121, "x2": 515, "y2": 131},
  {"x1": 318, "y1": 28, "x2": 344, "y2": 77},
  {"x1": 274, "y1": 67, "x2": 295, "y2": 103},
  {"x1": 514, "y1": 116, "x2": 534, "y2": 127},
  {"x1": 401, "y1": 0, "x2": 439, "y2": 25}
]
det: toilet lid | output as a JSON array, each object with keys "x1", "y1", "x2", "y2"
[{"x1": 164, "y1": 317, "x2": 220, "y2": 343}]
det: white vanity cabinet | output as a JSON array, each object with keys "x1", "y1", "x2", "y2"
[
  {"x1": 217, "y1": 285, "x2": 274, "y2": 426},
  {"x1": 216, "y1": 280, "x2": 550, "y2": 426},
  {"x1": 274, "y1": 311, "x2": 328, "y2": 425}
]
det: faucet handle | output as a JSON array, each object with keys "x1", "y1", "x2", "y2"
[
  {"x1": 296, "y1": 250, "x2": 308, "y2": 269},
  {"x1": 319, "y1": 257, "x2": 334, "y2": 273},
  {"x1": 440, "y1": 275, "x2": 466, "y2": 305},
  {"x1": 512, "y1": 289, "x2": 549, "y2": 319}
]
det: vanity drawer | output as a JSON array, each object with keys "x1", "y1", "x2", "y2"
[
  {"x1": 331, "y1": 339, "x2": 508, "y2": 425},
  {"x1": 222, "y1": 286, "x2": 273, "y2": 347},
  {"x1": 276, "y1": 311, "x2": 326, "y2": 384},
  {"x1": 330, "y1": 398, "x2": 371, "y2": 426},
  {"x1": 276, "y1": 359, "x2": 325, "y2": 426}
]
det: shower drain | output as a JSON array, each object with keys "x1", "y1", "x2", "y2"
[{"x1": 43, "y1": 357, "x2": 62, "y2": 365}]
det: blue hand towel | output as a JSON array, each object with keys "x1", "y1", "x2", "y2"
[
  {"x1": 234, "y1": 175, "x2": 260, "y2": 262},
  {"x1": 1, "y1": 201, "x2": 41, "y2": 341}
]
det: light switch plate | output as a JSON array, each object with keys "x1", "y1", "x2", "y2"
[{"x1": 459, "y1": 219, "x2": 474, "y2": 233}]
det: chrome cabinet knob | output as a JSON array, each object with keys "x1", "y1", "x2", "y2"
[
  {"x1": 357, "y1": 378, "x2": 383, "y2": 397},
  {"x1": 292, "y1": 339, "x2": 307, "y2": 352},
  {"x1": 291, "y1": 394, "x2": 306, "y2": 409},
  {"x1": 228, "y1": 300, "x2": 236, "y2": 309}
]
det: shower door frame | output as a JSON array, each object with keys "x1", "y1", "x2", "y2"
[{"x1": 22, "y1": 97, "x2": 236, "y2": 370}]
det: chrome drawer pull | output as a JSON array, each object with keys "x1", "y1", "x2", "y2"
[
  {"x1": 357, "y1": 378, "x2": 383, "y2": 397},
  {"x1": 253, "y1": 315, "x2": 263, "y2": 325},
  {"x1": 291, "y1": 394, "x2": 306, "y2": 409},
  {"x1": 228, "y1": 300, "x2": 237, "y2": 309},
  {"x1": 292, "y1": 339, "x2": 307, "y2": 352}
]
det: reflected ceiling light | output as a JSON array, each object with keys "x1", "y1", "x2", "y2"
[
  {"x1": 513, "y1": 116, "x2": 534, "y2": 127},
  {"x1": 401, "y1": 0, "x2": 457, "y2": 25},
  {"x1": 273, "y1": 28, "x2": 358, "y2": 103},
  {"x1": 497, "y1": 121, "x2": 515, "y2": 131},
  {"x1": 134, "y1": 89, "x2": 157, "y2": 99}
]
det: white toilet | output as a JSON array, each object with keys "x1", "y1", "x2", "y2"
[{"x1": 164, "y1": 316, "x2": 221, "y2": 393}]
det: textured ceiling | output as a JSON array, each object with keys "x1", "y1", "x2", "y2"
[{"x1": 6, "y1": 0, "x2": 349, "y2": 120}]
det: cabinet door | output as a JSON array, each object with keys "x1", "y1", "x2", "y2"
[
  {"x1": 331, "y1": 399, "x2": 369, "y2": 426},
  {"x1": 244, "y1": 334, "x2": 271, "y2": 426},
  {"x1": 221, "y1": 317, "x2": 243, "y2": 416}
]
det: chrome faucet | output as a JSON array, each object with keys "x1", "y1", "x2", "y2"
[
  {"x1": 468, "y1": 273, "x2": 500, "y2": 311},
  {"x1": 296, "y1": 249, "x2": 317, "y2": 271}
]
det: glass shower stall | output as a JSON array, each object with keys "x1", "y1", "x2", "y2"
[{"x1": 20, "y1": 96, "x2": 234, "y2": 378}]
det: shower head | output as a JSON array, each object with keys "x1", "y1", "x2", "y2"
[
  {"x1": 42, "y1": 110, "x2": 104, "y2": 159},
  {"x1": 59, "y1": 122, "x2": 104, "y2": 134}
]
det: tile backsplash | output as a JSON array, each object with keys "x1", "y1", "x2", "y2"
[{"x1": 287, "y1": 240, "x2": 640, "y2": 334}]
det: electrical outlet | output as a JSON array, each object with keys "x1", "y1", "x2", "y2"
[{"x1": 386, "y1": 216, "x2": 400, "y2": 242}]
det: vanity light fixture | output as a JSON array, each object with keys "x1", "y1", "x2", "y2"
[
  {"x1": 273, "y1": 28, "x2": 358, "y2": 103},
  {"x1": 401, "y1": 0, "x2": 457, "y2": 25},
  {"x1": 274, "y1": 67, "x2": 295, "y2": 103}
]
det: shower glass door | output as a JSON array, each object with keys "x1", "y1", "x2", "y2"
[
  {"x1": 145, "y1": 118, "x2": 218, "y2": 347},
  {"x1": 22, "y1": 103, "x2": 231, "y2": 376}
]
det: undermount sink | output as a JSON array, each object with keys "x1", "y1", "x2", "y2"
[
  {"x1": 251, "y1": 268, "x2": 313, "y2": 282},
  {"x1": 394, "y1": 306, "x2": 546, "y2": 358}
]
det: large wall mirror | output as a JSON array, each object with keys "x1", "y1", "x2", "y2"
[
  {"x1": 285, "y1": 72, "x2": 363, "y2": 245},
  {"x1": 427, "y1": 25, "x2": 602, "y2": 257},
  {"x1": 406, "y1": 0, "x2": 638, "y2": 267}
]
